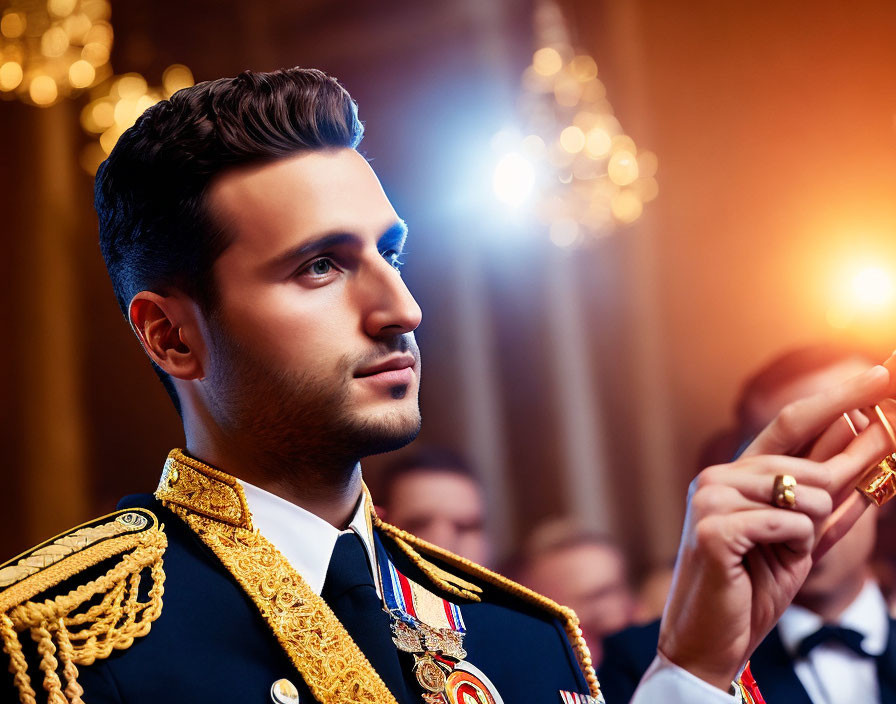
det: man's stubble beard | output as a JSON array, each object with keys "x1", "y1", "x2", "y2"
[{"x1": 204, "y1": 319, "x2": 421, "y2": 484}]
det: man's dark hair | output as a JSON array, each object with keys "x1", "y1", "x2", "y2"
[
  {"x1": 95, "y1": 67, "x2": 364, "y2": 412},
  {"x1": 735, "y1": 343, "x2": 876, "y2": 433}
]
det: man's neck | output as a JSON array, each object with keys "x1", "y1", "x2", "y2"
[{"x1": 184, "y1": 428, "x2": 364, "y2": 529}]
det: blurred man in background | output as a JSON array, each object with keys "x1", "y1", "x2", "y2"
[
  {"x1": 378, "y1": 448, "x2": 491, "y2": 566},
  {"x1": 600, "y1": 344, "x2": 896, "y2": 704},
  {"x1": 517, "y1": 519, "x2": 636, "y2": 665}
]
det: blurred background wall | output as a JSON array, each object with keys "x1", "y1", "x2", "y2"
[{"x1": 1, "y1": 0, "x2": 895, "y2": 580}]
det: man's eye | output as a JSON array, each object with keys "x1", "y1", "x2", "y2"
[{"x1": 307, "y1": 258, "x2": 334, "y2": 276}]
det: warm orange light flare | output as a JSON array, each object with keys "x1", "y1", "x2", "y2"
[{"x1": 851, "y1": 266, "x2": 895, "y2": 308}]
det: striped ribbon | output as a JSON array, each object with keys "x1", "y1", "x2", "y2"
[
  {"x1": 375, "y1": 532, "x2": 465, "y2": 634},
  {"x1": 558, "y1": 690, "x2": 601, "y2": 704}
]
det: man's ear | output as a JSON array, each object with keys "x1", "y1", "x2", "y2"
[{"x1": 128, "y1": 291, "x2": 205, "y2": 381}]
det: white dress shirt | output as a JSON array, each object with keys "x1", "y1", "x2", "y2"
[
  {"x1": 239, "y1": 478, "x2": 739, "y2": 704},
  {"x1": 776, "y1": 580, "x2": 889, "y2": 704},
  {"x1": 238, "y1": 479, "x2": 379, "y2": 596}
]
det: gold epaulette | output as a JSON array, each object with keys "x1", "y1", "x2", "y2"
[
  {"x1": 373, "y1": 515, "x2": 602, "y2": 702},
  {"x1": 0, "y1": 509, "x2": 166, "y2": 704}
]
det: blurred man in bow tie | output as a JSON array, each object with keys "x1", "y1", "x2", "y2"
[{"x1": 601, "y1": 345, "x2": 896, "y2": 704}]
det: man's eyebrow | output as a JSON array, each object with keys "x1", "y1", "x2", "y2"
[
  {"x1": 378, "y1": 220, "x2": 408, "y2": 251},
  {"x1": 268, "y1": 232, "x2": 361, "y2": 269}
]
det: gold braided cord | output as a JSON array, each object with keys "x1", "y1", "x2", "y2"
[
  {"x1": 1, "y1": 612, "x2": 37, "y2": 704},
  {"x1": 374, "y1": 517, "x2": 602, "y2": 701},
  {"x1": 32, "y1": 623, "x2": 65, "y2": 704},
  {"x1": 1, "y1": 513, "x2": 166, "y2": 704},
  {"x1": 0, "y1": 511, "x2": 158, "y2": 614},
  {"x1": 165, "y1": 503, "x2": 400, "y2": 704},
  {"x1": 54, "y1": 620, "x2": 85, "y2": 704}
]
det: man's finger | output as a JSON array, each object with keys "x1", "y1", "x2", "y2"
[
  {"x1": 741, "y1": 364, "x2": 890, "y2": 458},
  {"x1": 697, "y1": 455, "x2": 832, "y2": 490},
  {"x1": 805, "y1": 411, "x2": 869, "y2": 462},
  {"x1": 731, "y1": 508, "x2": 816, "y2": 556},
  {"x1": 691, "y1": 480, "x2": 832, "y2": 523},
  {"x1": 815, "y1": 492, "x2": 870, "y2": 558},
  {"x1": 826, "y1": 421, "x2": 896, "y2": 505}
]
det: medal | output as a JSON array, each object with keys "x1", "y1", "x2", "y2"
[
  {"x1": 421, "y1": 661, "x2": 505, "y2": 704},
  {"x1": 373, "y1": 534, "x2": 502, "y2": 703}
]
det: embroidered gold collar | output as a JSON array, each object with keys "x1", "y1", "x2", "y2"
[
  {"x1": 155, "y1": 449, "x2": 601, "y2": 702},
  {"x1": 156, "y1": 449, "x2": 398, "y2": 704}
]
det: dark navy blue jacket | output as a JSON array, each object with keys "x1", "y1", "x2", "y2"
[
  {"x1": 599, "y1": 617, "x2": 896, "y2": 704},
  {"x1": 3, "y1": 495, "x2": 590, "y2": 703}
]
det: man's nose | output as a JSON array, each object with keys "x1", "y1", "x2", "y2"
[{"x1": 360, "y1": 258, "x2": 423, "y2": 339}]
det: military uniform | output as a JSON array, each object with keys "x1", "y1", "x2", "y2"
[{"x1": 0, "y1": 450, "x2": 601, "y2": 704}]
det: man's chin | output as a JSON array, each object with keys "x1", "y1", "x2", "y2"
[{"x1": 350, "y1": 407, "x2": 422, "y2": 458}]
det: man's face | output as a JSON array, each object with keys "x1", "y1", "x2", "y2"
[
  {"x1": 385, "y1": 469, "x2": 489, "y2": 565},
  {"x1": 524, "y1": 542, "x2": 634, "y2": 660},
  {"x1": 197, "y1": 148, "x2": 422, "y2": 466}
]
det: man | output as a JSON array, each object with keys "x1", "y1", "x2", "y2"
[
  {"x1": 600, "y1": 346, "x2": 896, "y2": 704},
  {"x1": 518, "y1": 521, "x2": 636, "y2": 665},
  {"x1": 379, "y1": 449, "x2": 490, "y2": 566},
  {"x1": 0, "y1": 68, "x2": 893, "y2": 704}
]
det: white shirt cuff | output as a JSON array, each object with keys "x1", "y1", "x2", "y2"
[{"x1": 629, "y1": 653, "x2": 740, "y2": 704}]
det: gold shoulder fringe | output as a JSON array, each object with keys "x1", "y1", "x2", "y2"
[
  {"x1": 373, "y1": 516, "x2": 602, "y2": 701},
  {"x1": 0, "y1": 509, "x2": 167, "y2": 704}
]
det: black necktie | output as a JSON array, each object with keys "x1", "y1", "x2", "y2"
[
  {"x1": 322, "y1": 532, "x2": 377, "y2": 599},
  {"x1": 796, "y1": 624, "x2": 870, "y2": 658},
  {"x1": 320, "y1": 532, "x2": 418, "y2": 703}
]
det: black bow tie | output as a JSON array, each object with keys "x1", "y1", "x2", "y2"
[{"x1": 796, "y1": 624, "x2": 870, "y2": 658}]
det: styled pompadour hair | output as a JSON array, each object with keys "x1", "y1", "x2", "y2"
[{"x1": 95, "y1": 67, "x2": 364, "y2": 411}]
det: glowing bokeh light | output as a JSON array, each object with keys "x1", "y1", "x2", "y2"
[
  {"x1": 0, "y1": 12, "x2": 25, "y2": 39},
  {"x1": 569, "y1": 55, "x2": 598, "y2": 82},
  {"x1": 0, "y1": 62, "x2": 23, "y2": 91},
  {"x1": 493, "y1": 152, "x2": 536, "y2": 207},
  {"x1": 611, "y1": 190, "x2": 643, "y2": 223},
  {"x1": 492, "y1": 2, "x2": 657, "y2": 243},
  {"x1": 559, "y1": 125, "x2": 585, "y2": 153},
  {"x1": 521, "y1": 134, "x2": 546, "y2": 156},
  {"x1": 533, "y1": 47, "x2": 563, "y2": 76},
  {"x1": 68, "y1": 58, "x2": 95, "y2": 87},
  {"x1": 162, "y1": 64, "x2": 194, "y2": 96},
  {"x1": 608, "y1": 150, "x2": 639, "y2": 186},
  {"x1": 2, "y1": 1, "x2": 113, "y2": 105},
  {"x1": 48, "y1": 0, "x2": 78, "y2": 17},
  {"x1": 29, "y1": 75, "x2": 58, "y2": 105},
  {"x1": 550, "y1": 218, "x2": 579, "y2": 247},
  {"x1": 851, "y1": 265, "x2": 895, "y2": 308},
  {"x1": 41, "y1": 26, "x2": 70, "y2": 57},
  {"x1": 584, "y1": 127, "x2": 611, "y2": 158}
]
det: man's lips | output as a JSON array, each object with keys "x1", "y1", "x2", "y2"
[{"x1": 354, "y1": 354, "x2": 417, "y2": 383}]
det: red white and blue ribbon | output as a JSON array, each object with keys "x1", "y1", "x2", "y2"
[{"x1": 376, "y1": 532, "x2": 466, "y2": 634}]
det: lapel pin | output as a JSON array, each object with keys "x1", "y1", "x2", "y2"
[{"x1": 270, "y1": 678, "x2": 300, "y2": 704}]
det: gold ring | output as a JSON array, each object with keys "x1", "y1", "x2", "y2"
[
  {"x1": 772, "y1": 474, "x2": 797, "y2": 509},
  {"x1": 856, "y1": 453, "x2": 896, "y2": 507}
]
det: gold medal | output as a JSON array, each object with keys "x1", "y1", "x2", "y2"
[{"x1": 414, "y1": 653, "x2": 450, "y2": 693}]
